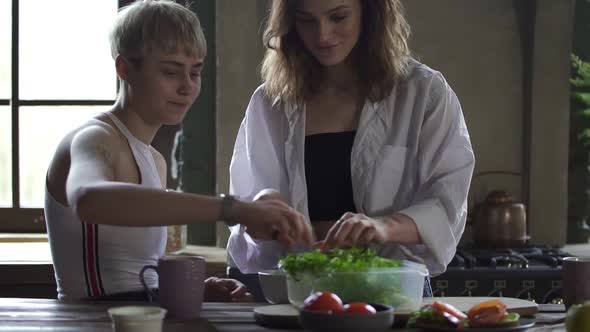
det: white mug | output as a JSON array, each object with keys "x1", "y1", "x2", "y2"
[{"x1": 108, "y1": 306, "x2": 166, "y2": 332}]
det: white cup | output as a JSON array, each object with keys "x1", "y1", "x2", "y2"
[{"x1": 108, "y1": 306, "x2": 166, "y2": 332}]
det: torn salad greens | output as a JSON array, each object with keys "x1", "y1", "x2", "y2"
[{"x1": 279, "y1": 248, "x2": 408, "y2": 307}]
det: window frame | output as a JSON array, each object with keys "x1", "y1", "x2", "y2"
[{"x1": 1, "y1": 0, "x2": 115, "y2": 232}]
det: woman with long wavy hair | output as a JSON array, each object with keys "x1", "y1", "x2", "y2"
[{"x1": 225, "y1": 0, "x2": 475, "y2": 301}]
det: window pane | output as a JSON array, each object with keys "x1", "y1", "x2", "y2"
[
  {"x1": 19, "y1": 0, "x2": 118, "y2": 100},
  {"x1": 0, "y1": 0, "x2": 10, "y2": 99},
  {"x1": 0, "y1": 106, "x2": 11, "y2": 207},
  {"x1": 19, "y1": 106, "x2": 110, "y2": 207}
]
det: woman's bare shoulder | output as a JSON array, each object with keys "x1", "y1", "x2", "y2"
[{"x1": 46, "y1": 114, "x2": 122, "y2": 204}]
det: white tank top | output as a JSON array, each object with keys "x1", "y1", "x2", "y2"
[{"x1": 45, "y1": 112, "x2": 167, "y2": 301}]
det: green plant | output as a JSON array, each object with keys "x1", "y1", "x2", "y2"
[
  {"x1": 571, "y1": 55, "x2": 590, "y2": 149},
  {"x1": 568, "y1": 54, "x2": 590, "y2": 243}
]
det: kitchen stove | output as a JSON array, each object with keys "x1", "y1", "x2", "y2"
[{"x1": 431, "y1": 246, "x2": 572, "y2": 304}]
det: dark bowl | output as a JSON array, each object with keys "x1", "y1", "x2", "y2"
[{"x1": 299, "y1": 303, "x2": 394, "y2": 332}]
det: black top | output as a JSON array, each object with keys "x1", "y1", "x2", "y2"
[{"x1": 304, "y1": 131, "x2": 358, "y2": 222}]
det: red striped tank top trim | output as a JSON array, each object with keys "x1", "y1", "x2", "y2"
[{"x1": 82, "y1": 223, "x2": 105, "y2": 297}]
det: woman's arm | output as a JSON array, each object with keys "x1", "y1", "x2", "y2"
[
  {"x1": 324, "y1": 72, "x2": 474, "y2": 272},
  {"x1": 66, "y1": 124, "x2": 312, "y2": 247},
  {"x1": 226, "y1": 86, "x2": 311, "y2": 273},
  {"x1": 396, "y1": 73, "x2": 474, "y2": 271},
  {"x1": 323, "y1": 212, "x2": 419, "y2": 249}
]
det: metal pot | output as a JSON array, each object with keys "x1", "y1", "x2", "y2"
[{"x1": 473, "y1": 190, "x2": 528, "y2": 248}]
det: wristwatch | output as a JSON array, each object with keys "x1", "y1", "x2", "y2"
[{"x1": 219, "y1": 193, "x2": 237, "y2": 226}]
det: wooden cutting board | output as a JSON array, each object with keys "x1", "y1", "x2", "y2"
[
  {"x1": 253, "y1": 297, "x2": 538, "y2": 328},
  {"x1": 417, "y1": 297, "x2": 539, "y2": 316}
]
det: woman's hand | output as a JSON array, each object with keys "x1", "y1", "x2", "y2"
[
  {"x1": 323, "y1": 212, "x2": 421, "y2": 250},
  {"x1": 203, "y1": 277, "x2": 253, "y2": 302},
  {"x1": 235, "y1": 198, "x2": 314, "y2": 248},
  {"x1": 323, "y1": 212, "x2": 392, "y2": 250}
]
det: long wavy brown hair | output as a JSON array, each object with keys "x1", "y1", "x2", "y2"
[{"x1": 261, "y1": 0, "x2": 411, "y2": 104}]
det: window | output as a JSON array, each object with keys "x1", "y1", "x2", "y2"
[{"x1": 1, "y1": 0, "x2": 118, "y2": 231}]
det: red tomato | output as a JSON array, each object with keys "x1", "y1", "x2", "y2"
[
  {"x1": 302, "y1": 292, "x2": 345, "y2": 313},
  {"x1": 343, "y1": 302, "x2": 377, "y2": 315}
]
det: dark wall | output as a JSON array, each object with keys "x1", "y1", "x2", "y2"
[
  {"x1": 573, "y1": 0, "x2": 590, "y2": 61},
  {"x1": 181, "y1": 0, "x2": 217, "y2": 246}
]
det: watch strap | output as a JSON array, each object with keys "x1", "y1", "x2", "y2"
[{"x1": 219, "y1": 193, "x2": 237, "y2": 226}]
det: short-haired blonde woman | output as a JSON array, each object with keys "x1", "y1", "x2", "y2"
[
  {"x1": 45, "y1": 0, "x2": 312, "y2": 302},
  {"x1": 227, "y1": 0, "x2": 475, "y2": 300}
]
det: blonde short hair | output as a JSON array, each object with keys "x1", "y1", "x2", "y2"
[
  {"x1": 261, "y1": 0, "x2": 411, "y2": 104},
  {"x1": 109, "y1": 0, "x2": 206, "y2": 61}
]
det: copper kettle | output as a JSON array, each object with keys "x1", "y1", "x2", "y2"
[{"x1": 473, "y1": 190, "x2": 528, "y2": 248}]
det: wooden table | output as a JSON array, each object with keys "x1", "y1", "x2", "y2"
[
  {"x1": 0, "y1": 244, "x2": 229, "y2": 299},
  {"x1": 0, "y1": 298, "x2": 567, "y2": 331}
]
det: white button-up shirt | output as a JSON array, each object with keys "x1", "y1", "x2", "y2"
[{"x1": 226, "y1": 60, "x2": 475, "y2": 276}]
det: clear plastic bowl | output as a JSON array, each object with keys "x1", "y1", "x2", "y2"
[{"x1": 285, "y1": 261, "x2": 428, "y2": 312}]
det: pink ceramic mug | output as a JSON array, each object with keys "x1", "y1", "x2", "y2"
[
  {"x1": 140, "y1": 256, "x2": 206, "y2": 320},
  {"x1": 562, "y1": 256, "x2": 590, "y2": 309}
]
